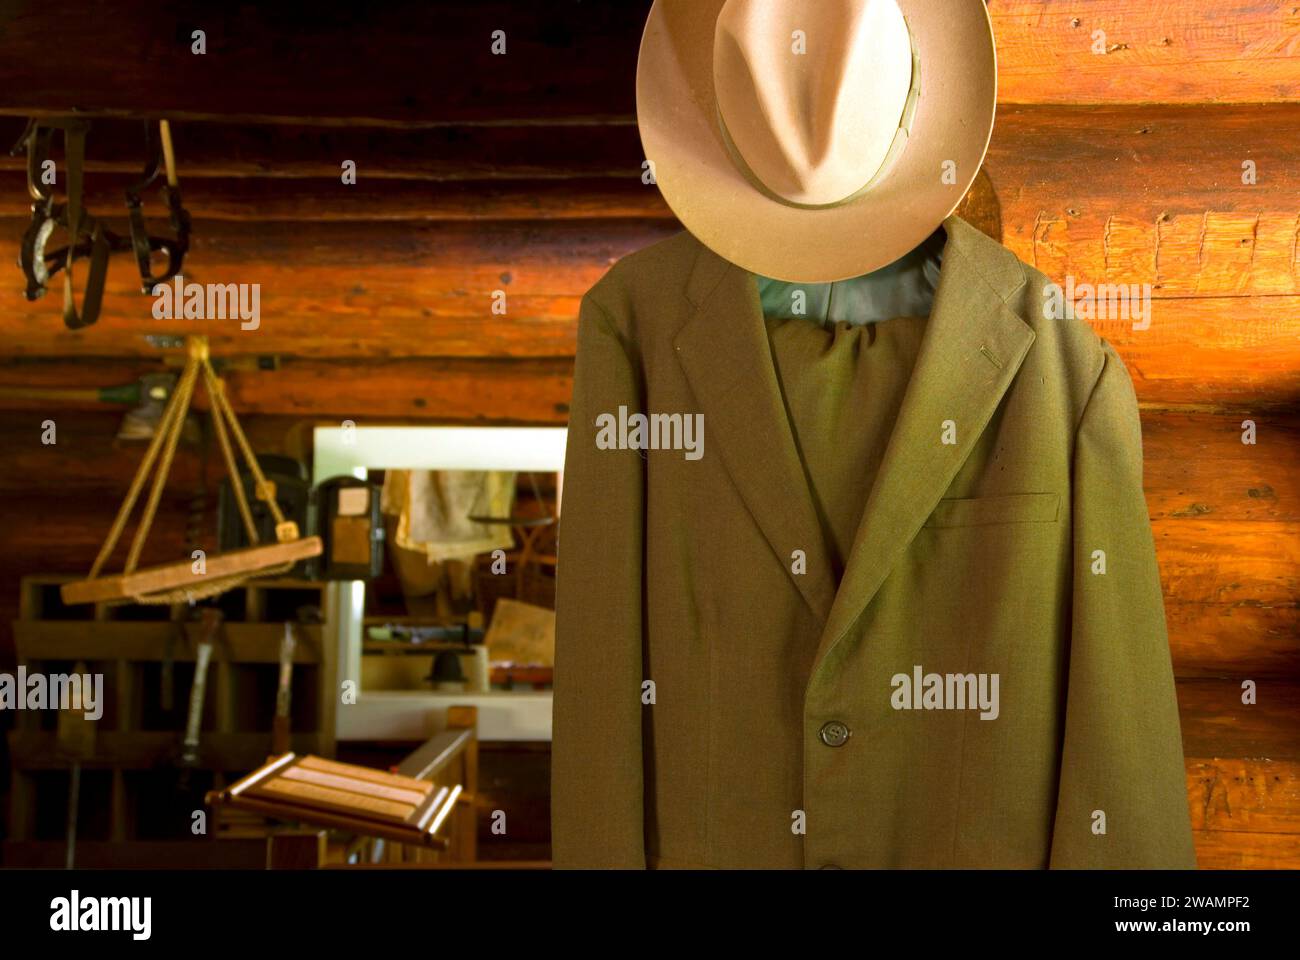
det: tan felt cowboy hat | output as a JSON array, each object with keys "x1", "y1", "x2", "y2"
[{"x1": 636, "y1": 0, "x2": 997, "y2": 282}]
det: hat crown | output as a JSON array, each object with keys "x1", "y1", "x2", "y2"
[{"x1": 713, "y1": 0, "x2": 913, "y2": 206}]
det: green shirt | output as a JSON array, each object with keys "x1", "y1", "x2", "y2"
[{"x1": 756, "y1": 229, "x2": 944, "y2": 578}]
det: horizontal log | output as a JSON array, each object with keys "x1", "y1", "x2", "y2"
[
  {"x1": 992, "y1": 104, "x2": 1300, "y2": 220},
  {"x1": 1188, "y1": 756, "x2": 1300, "y2": 862},
  {"x1": 1154, "y1": 518, "x2": 1299, "y2": 607},
  {"x1": 1167, "y1": 599, "x2": 1299, "y2": 680},
  {"x1": 1088, "y1": 297, "x2": 1300, "y2": 407},
  {"x1": 993, "y1": 0, "x2": 1300, "y2": 105},
  {"x1": 1187, "y1": 758, "x2": 1300, "y2": 833},
  {"x1": 989, "y1": 104, "x2": 1300, "y2": 296},
  {"x1": 0, "y1": 171, "x2": 670, "y2": 222},
  {"x1": 0, "y1": 218, "x2": 675, "y2": 360},
  {"x1": 0, "y1": 1, "x2": 648, "y2": 125},
  {"x1": 0, "y1": 116, "x2": 644, "y2": 180},
  {"x1": 1177, "y1": 679, "x2": 1300, "y2": 759},
  {"x1": 0, "y1": 357, "x2": 576, "y2": 422},
  {"x1": 1192, "y1": 829, "x2": 1300, "y2": 869},
  {"x1": 0, "y1": 216, "x2": 665, "y2": 291},
  {"x1": 0, "y1": 3, "x2": 1295, "y2": 127},
  {"x1": 0, "y1": 290, "x2": 587, "y2": 361},
  {"x1": 1143, "y1": 412, "x2": 1300, "y2": 523}
]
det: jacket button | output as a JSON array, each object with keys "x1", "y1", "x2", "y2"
[{"x1": 819, "y1": 720, "x2": 851, "y2": 747}]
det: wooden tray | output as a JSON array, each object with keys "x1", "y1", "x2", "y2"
[
  {"x1": 207, "y1": 752, "x2": 461, "y2": 848},
  {"x1": 61, "y1": 537, "x2": 323, "y2": 605}
]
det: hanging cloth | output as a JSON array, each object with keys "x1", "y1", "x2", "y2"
[{"x1": 381, "y1": 470, "x2": 517, "y2": 564}]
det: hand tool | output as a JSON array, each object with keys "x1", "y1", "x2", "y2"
[{"x1": 177, "y1": 607, "x2": 223, "y2": 800}]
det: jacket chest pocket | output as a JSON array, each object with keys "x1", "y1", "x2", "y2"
[{"x1": 924, "y1": 492, "x2": 1060, "y2": 529}]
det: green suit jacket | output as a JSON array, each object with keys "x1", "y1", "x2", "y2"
[{"x1": 551, "y1": 214, "x2": 1197, "y2": 869}]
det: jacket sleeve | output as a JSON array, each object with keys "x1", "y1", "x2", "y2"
[
  {"x1": 1049, "y1": 341, "x2": 1197, "y2": 868},
  {"x1": 550, "y1": 291, "x2": 647, "y2": 868}
]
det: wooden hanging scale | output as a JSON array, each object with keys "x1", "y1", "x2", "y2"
[{"x1": 61, "y1": 336, "x2": 322, "y2": 605}]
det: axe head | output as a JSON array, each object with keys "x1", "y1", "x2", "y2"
[{"x1": 116, "y1": 372, "x2": 177, "y2": 440}]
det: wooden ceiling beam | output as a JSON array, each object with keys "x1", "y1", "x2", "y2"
[
  {"x1": 0, "y1": 1, "x2": 648, "y2": 125},
  {"x1": 0, "y1": 2, "x2": 1295, "y2": 128},
  {"x1": 0, "y1": 172, "x2": 671, "y2": 222},
  {"x1": 0, "y1": 116, "x2": 643, "y2": 181}
]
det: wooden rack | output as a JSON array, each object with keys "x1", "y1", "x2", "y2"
[
  {"x1": 4, "y1": 574, "x2": 341, "y2": 868},
  {"x1": 217, "y1": 706, "x2": 480, "y2": 868}
]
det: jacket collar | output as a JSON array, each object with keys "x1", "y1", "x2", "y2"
[
  {"x1": 673, "y1": 215, "x2": 1036, "y2": 657},
  {"x1": 675, "y1": 233, "x2": 841, "y2": 619}
]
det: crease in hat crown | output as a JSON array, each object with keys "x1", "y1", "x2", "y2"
[{"x1": 713, "y1": 0, "x2": 917, "y2": 209}]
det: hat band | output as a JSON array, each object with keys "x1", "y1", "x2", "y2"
[{"x1": 714, "y1": 19, "x2": 922, "y2": 211}]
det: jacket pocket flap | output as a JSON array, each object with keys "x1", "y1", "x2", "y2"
[{"x1": 925, "y1": 493, "x2": 1060, "y2": 529}]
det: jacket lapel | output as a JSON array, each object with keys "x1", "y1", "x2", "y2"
[
  {"x1": 809, "y1": 215, "x2": 1038, "y2": 674},
  {"x1": 674, "y1": 242, "x2": 839, "y2": 623}
]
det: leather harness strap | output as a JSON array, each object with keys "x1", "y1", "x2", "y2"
[
  {"x1": 11, "y1": 117, "x2": 190, "y2": 330},
  {"x1": 61, "y1": 119, "x2": 112, "y2": 329}
]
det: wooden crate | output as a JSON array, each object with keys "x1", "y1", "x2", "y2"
[{"x1": 4, "y1": 574, "x2": 340, "y2": 868}]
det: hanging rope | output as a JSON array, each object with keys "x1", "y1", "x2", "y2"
[
  {"x1": 77, "y1": 336, "x2": 310, "y2": 605},
  {"x1": 88, "y1": 345, "x2": 201, "y2": 580},
  {"x1": 125, "y1": 349, "x2": 202, "y2": 574},
  {"x1": 203, "y1": 360, "x2": 259, "y2": 545},
  {"x1": 201, "y1": 359, "x2": 292, "y2": 536}
]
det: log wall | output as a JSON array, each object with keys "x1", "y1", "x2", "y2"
[{"x1": 0, "y1": 0, "x2": 1295, "y2": 867}]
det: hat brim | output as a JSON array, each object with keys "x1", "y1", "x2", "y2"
[{"x1": 637, "y1": 0, "x2": 997, "y2": 282}]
